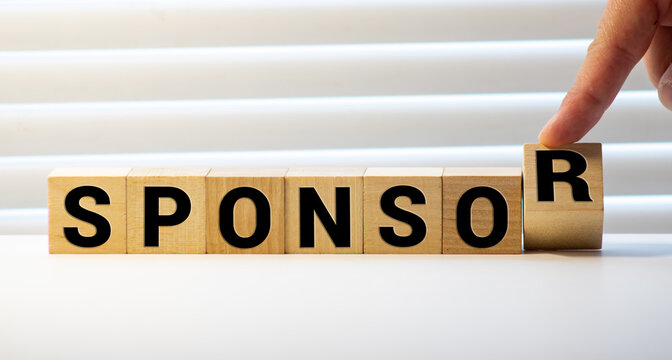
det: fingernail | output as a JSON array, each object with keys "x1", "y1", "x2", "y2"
[{"x1": 659, "y1": 64, "x2": 672, "y2": 111}]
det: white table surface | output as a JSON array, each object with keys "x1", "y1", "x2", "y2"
[{"x1": 2, "y1": 234, "x2": 672, "y2": 360}]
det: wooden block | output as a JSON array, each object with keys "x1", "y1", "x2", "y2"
[
  {"x1": 127, "y1": 168, "x2": 209, "y2": 254},
  {"x1": 285, "y1": 168, "x2": 364, "y2": 254},
  {"x1": 442, "y1": 168, "x2": 522, "y2": 254},
  {"x1": 363, "y1": 168, "x2": 442, "y2": 254},
  {"x1": 48, "y1": 168, "x2": 130, "y2": 254},
  {"x1": 523, "y1": 143, "x2": 603, "y2": 250},
  {"x1": 206, "y1": 168, "x2": 287, "y2": 254}
]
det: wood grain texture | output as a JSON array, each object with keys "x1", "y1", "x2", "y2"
[
  {"x1": 523, "y1": 143, "x2": 603, "y2": 250},
  {"x1": 48, "y1": 168, "x2": 130, "y2": 254},
  {"x1": 363, "y1": 168, "x2": 442, "y2": 254},
  {"x1": 442, "y1": 167, "x2": 521, "y2": 254},
  {"x1": 206, "y1": 168, "x2": 286, "y2": 254},
  {"x1": 285, "y1": 168, "x2": 364, "y2": 254},
  {"x1": 127, "y1": 168, "x2": 209, "y2": 254}
]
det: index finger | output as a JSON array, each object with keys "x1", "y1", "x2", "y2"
[{"x1": 538, "y1": 0, "x2": 665, "y2": 146}]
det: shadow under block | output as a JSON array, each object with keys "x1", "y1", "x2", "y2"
[
  {"x1": 363, "y1": 168, "x2": 443, "y2": 254},
  {"x1": 127, "y1": 168, "x2": 209, "y2": 254},
  {"x1": 442, "y1": 168, "x2": 522, "y2": 254},
  {"x1": 523, "y1": 143, "x2": 603, "y2": 250},
  {"x1": 48, "y1": 168, "x2": 131, "y2": 254},
  {"x1": 285, "y1": 168, "x2": 365, "y2": 254},
  {"x1": 206, "y1": 168, "x2": 287, "y2": 254}
]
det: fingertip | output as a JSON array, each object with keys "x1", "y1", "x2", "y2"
[
  {"x1": 537, "y1": 125, "x2": 554, "y2": 146},
  {"x1": 538, "y1": 114, "x2": 569, "y2": 147},
  {"x1": 538, "y1": 132, "x2": 566, "y2": 147}
]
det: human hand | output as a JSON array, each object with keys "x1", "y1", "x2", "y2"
[{"x1": 538, "y1": 0, "x2": 672, "y2": 146}]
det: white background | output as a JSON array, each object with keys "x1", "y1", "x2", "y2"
[{"x1": 2, "y1": 234, "x2": 672, "y2": 359}]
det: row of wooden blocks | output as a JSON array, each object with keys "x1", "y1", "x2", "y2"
[{"x1": 48, "y1": 144, "x2": 603, "y2": 254}]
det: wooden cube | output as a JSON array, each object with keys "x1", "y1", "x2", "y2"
[
  {"x1": 442, "y1": 168, "x2": 522, "y2": 254},
  {"x1": 523, "y1": 143, "x2": 603, "y2": 250},
  {"x1": 285, "y1": 168, "x2": 364, "y2": 254},
  {"x1": 127, "y1": 168, "x2": 209, "y2": 254},
  {"x1": 206, "y1": 168, "x2": 287, "y2": 254},
  {"x1": 363, "y1": 168, "x2": 442, "y2": 254},
  {"x1": 48, "y1": 168, "x2": 131, "y2": 254}
]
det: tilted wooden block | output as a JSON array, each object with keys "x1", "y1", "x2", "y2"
[
  {"x1": 442, "y1": 168, "x2": 522, "y2": 254},
  {"x1": 523, "y1": 143, "x2": 603, "y2": 250},
  {"x1": 363, "y1": 168, "x2": 442, "y2": 254},
  {"x1": 127, "y1": 168, "x2": 209, "y2": 254},
  {"x1": 48, "y1": 168, "x2": 130, "y2": 254},
  {"x1": 206, "y1": 168, "x2": 287, "y2": 254},
  {"x1": 285, "y1": 168, "x2": 365, "y2": 254}
]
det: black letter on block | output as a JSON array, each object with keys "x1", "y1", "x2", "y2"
[
  {"x1": 64, "y1": 186, "x2": 112, "y2": 248},
  {"x1": 536, "y1": 150, "x2": 592, "y2": 202},
  {"x1": 299, "y1": 187, "x2": 350, "y2": 248},
  {"x1": 456, "y1": 186, "x2": 508, "y2": 248},
  {"x1": 145, "y1": 187, "x2": 191, "y2": 247},
  {"x1": 379, "y1": 185, "x2": 427, "y2": 247},
  {"x1": 219, "y1": 187, "x2": 271, "y2": 249}
]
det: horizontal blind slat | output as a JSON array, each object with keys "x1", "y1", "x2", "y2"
[
  {"x1": 0, "y1": 0, "x2": 607, "y2": 50},
  {"x1": 0, "y1": 40, "x2": 651, "y2": 104},
  {"x1": 0, "y1": 91, "x2": 668, "y2": 155},
  {"x1": 0, "y1": 208, "x2": 45, "y2": 235},
  {"x1": 603, "y1": 196, "x2": 672, "y2": 234},
  {"x1": 0, "y1": 143, "x2": 669, "y2": 209}
]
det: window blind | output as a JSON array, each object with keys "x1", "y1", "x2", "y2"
[{"x1": 1, "y1": 0, "x2": 670, "y2": 234}]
